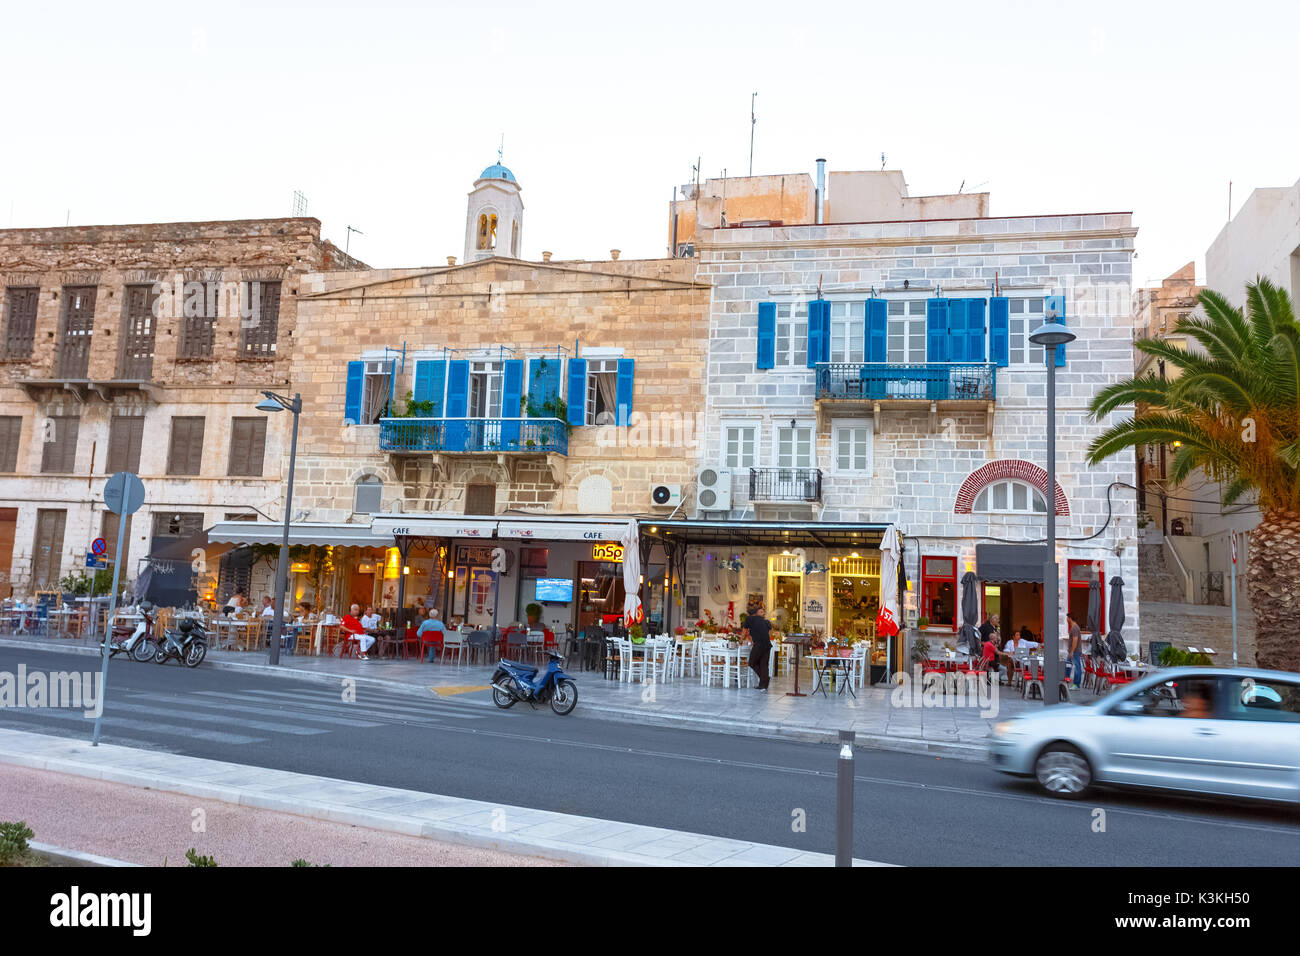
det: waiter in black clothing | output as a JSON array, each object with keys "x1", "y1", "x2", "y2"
[{"x1": 744, "y1": 603, "x2": 773, "y2": 691}]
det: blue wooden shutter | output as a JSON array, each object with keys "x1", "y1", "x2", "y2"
[
  {"x1": 615, "y1": 358, "x2": 635, "y2": 426},
  {"x1": 499, "y1": 359, "x2": 525, "y2": 447},
  {"x1": 946, "y1": 299, "x2": 967, "y2": 362},
  {"x1": 344, "y1": 360, "x2": 363, "y2": 424},
  {"x1": 444, "y1": 359, "x2": 470, "y2": 452},
  {"x1": 1047, "y1": 294, "x2": 1067, "y2": 366},
  {"x1": 925, "y1": 299, "x2": 949, "y2": 363},
  {"x1": 386, "y1": 359, "x2": 397, "y2": 415},
  {"x1": 867, "y1": 299, "x2": 887, "y2": 363},
  {"x1": 566, "y1": 358, "x2": 587, "y2": 426},
  {"x1": 966, "y1": 298, "x2": 987, "y2": 363},
  {"x1": 807, "y1": 300, "x2": 830, "y2": 368},
  {"x1": 756, "y1": 302, "x2": 776, "y2": 370},
  {"x1": 527, "y1": 357, "x2": 560, "y2": 414},
  {"x1": 989, "y1": 297, "x2": 1010, "y2": 367}
]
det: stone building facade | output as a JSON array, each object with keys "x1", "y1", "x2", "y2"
[
  {"x1": 0, "y1": 218, "x2": 363, "y2": 598},
  {"x1": 674, "y1": 164, "x2": 1142, "y2": 659}
]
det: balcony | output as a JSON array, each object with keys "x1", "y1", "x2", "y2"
[
  {"x1": 379, "y1": 417, "x2": 568, "y2": 457},
  {"x1": 749, "y1": 467, "x2": 822, "y2": 503},
  {"x1": 814, "y1": 362, "x2": 997, "y2": 436}
]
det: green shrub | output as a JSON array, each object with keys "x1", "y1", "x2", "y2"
[
  {"x1": 185, "y1": 848, "x2": 217, "y2": 867},
  {"x1": 0, "y1": 821, "x2": 34, "y2": 865},
  {"x1": 1157, "y1": 646, "x2": 1213, "y2": 667},
  {"x1": 290, "y1": 859, "x2": 331, "y2": 867}
]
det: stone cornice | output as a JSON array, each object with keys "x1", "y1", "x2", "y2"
[{"x1": 698, "y1": 227, "x2": 1137, "y2": 254}]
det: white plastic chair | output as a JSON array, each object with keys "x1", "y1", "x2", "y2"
[
  {"x1": 700, "y1": 641, "x2": 728, "y2": 687},
  {"x1": 441, "y1": 629, "x2": 466, "y2": 667},
  {"x1": 649, "y1": 637, "x2": 674, "y2": 683},
  {"x1": 619, "y1": 638, "x2": 649, "y2": 683}
]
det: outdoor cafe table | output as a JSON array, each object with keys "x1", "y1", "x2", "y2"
[
  {"x1": 46, "y1": 608, "x2": 80, "y2": 637},
  {"x1": 807, "y1": 651, "x2": 857, "y2": 698}
]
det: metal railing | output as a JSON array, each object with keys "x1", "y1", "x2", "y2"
[
  {"x1": 378, "y1": 417, "x2": 568, "y2": 455},
  {"x1": 748, "y1": 467, "x2": 823, "y2": 502},
  {"x1": 814, "y1": 363, "x2": 996, "y2": 402}
]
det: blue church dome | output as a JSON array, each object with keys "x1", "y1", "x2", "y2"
[{"x1": 478, "y1": 163, "x2": 517, "y2": 183}]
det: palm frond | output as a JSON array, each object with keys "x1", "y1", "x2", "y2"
[{"x1": 1088, "y1": 375, "x2": 1172, "y2": 420}]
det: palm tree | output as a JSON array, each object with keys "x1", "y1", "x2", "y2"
[{"x1": 1087, "y1": 278, "x2": 1300, "y2": 672}]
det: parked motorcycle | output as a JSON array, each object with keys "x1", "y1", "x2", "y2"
[
  {"x1": 154, "y1": 618, "x2": 207, "y2": 668},
  {"x1": 100, "y1": 603, "x2": 157, "y2": 663},
  {"x1": 491, "y1": 652, "x2": 578, "y2": 715}
]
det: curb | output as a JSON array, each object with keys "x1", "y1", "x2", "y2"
[
  {"x1": 28, "y1": 840, "x2": 140, "y2": 868},
  {"x1": 0, "y1": 638, "x2": 990, "y2": 762},
  {"x1": 0, "y1": 739, "x2": 886, "y2": 868}
]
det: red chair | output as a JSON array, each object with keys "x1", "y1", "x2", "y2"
[
  {"x1": 401, "y1": 626, "x2": 419, "y2": 660},
  {"x1": 418, "y1": 628, "x2": 443, "y2": 663},
  {"x1": 334, "y1": 614, "x2": 364, "y2": 658}
]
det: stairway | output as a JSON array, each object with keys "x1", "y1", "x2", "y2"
[{"x1": 1138, "y1": 543, "x2": 1187, "y2": 604}]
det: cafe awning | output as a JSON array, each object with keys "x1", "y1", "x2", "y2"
[
  {"x1": 368, "y1": 513, "x2": 632, "y2": 542},
  {"x1": 496, "y1": 518, "x2": 626, "y2": 541},
  {"x1": 640, "y1": 519, "x2": 888, "y2": 549},
  {"x1": 975, "y1": 544, "x2": 1050, "y2": 583},
  {"x1": 205, "y1": 520, "x2": 392, "y2": 549}
]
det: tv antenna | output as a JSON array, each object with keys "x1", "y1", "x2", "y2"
[
  {"x1": 880, "y1": 152, "x2": 886, "y2": 171},
  {"x1": 292, "y1": 190, "x2": 308, "y2": 217},
  {"x1": 749, "y1": 92, "x2": 757, "y2": 176},
  {"x1": 345, "y1": 225, "x2": 364, "y2": 255}
]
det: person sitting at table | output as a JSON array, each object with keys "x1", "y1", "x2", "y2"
[
  {"x1": 260, "y1": 596, "x2": 277, "y2": 618},
  {"x1": 417, "y1": 608, "x2": 448, "y2": 662},
  {"x1": 360, "y1": 605, "x2": 381, "y2": 633}
]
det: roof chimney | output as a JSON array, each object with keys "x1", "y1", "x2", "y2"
[
  {"x1": 610, "y1": 249, "x2": 621, "y2": 260},
  {"x1": 446, "y1": 256, "x2": 456, "y2": 266},
  {"x1": 542, "y1": 251, "x2": 552, "y2": 262},
  {"x1": 815, "y1": 158, "x2": 826, "y2": 225}
]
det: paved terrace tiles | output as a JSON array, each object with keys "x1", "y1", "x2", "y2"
[
  {"x1": 0, "y1": 636, "x2": 1062, "y2": 758},
  {"x1": 0, "y1": 728, "x2": 889, "y2": 868}
]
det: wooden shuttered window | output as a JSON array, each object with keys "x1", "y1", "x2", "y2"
[
  {"x1": 167, "y1": 416, "x2": 206, "y2": 476},
  {"x1": 106, "y1": 415, "x2": 145, "y2": 474},
  {"x1": 118, "y1": 285, "x2": 158, "y2": 379},
  {"x1": 0, "y1": 416, "x2": 20, "y2": 472},
  {"x1": 40, "y1": 415, "x2": 80, "y2": 474},
  {"x1": 3, "y1": 287, "x2": 39, "y2": 358},
  {"x1": 101, "y1": 511, "x2": 133, "y2": 563},
  {"x1": 57, "y1": 286, "x2": 96, "y2": 378},
  {"x1": 179, "y1": 280, "x2": 219, "y2": 358},
  {"x1": 240, "y1": 281, "x2": 281, "y2": 358},
  {"x1": 227, "y1": 417, "x2": 267, "y2": 476},
  {"x1": 31, "y1": 509, "x2": 67, "y2": 589}
]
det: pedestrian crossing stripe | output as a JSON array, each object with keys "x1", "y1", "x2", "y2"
[{"x1": 432, "y1": 686, "x2": 490, "y2": 696}]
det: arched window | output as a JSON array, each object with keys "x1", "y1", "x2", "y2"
[
  {"x1": 511, "y1": 221, "x2": 519, "y2": 257},
  {"x1": 973, "y1": 480, "x2": 1047, "y2": 514},
  {"x1": 476, "y1": 214, "x2": 489, "y2": 250},
  {"x1": 354, "y1": 475, "x2": 383, "y2": 514},
  {"x1": 488, "y1": 213, "x2": 498, "y2": 250}
]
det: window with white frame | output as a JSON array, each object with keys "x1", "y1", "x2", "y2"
[
  {"x1": 1008, "y1": 298, "x2": 1047, "y2": 366},
  {"x1": 775, "y1": 303, "x2": 808, "y2": 368},
  {"x1": 834, "y1": 423, "x2": 871, "y2": 472},
  {"x1": 776, "y1": 424, "x2": 814, "y2": 471},
  {"x1": 468, "y1": 360, "x2": 503, "y2": 418},
  {"x1": 362, "y1": 361, "x2": 392, "y2": 425},
  {"x1": 887, "y1": 299, "x2": 927, "y2": 364},
  {"x1": 974, "y1": 480, "x2": 1047, "y2": 514},
  {"x1": 829, "y1": 302, "x2": 865, "y2": 363},
  {"x1": 724, "y1": 423, "x2": 757, "y2": 469},
  {"x1": 586, "y1": 358, "x2": 620, "y2": 425}
]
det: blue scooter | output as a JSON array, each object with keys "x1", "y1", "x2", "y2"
[{"x1": 491, "y1": 652, "x2": 578, "y2": 715}]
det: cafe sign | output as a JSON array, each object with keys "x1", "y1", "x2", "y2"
[{"x1": 592, "y1": 542, "x2": 624, "y2": 562}]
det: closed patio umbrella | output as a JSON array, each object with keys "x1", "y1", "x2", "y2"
[
  {"x1": 958, "y1": 570, "x2": 981, "y2": 656},
  {"x1": 1105, "y1": 576, "x2": 1128, "y2": 662},
  {"x1": 875, "y1": 526, "x2": 902, "y2": 683},
  {"x1": 620, "y1": 519, "x2": 643, "y2": 628}
]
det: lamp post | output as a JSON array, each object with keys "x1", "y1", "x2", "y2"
[
  {"x1": 1028, "y1": 312, "x2": 1076, "y2": 705},
  {"x1": 256, "y1": 390, "x2": 302, "y2": 666}
]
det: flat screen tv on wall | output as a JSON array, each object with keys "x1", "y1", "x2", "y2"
[{"x1": 535, "y1": 578, "x2": 573, "y2": 603}]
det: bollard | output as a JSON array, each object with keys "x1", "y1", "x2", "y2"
[{"x1": 836, "y1": 729, "x2": 855, "y2": 867}]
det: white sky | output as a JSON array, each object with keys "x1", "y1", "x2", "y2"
[{"x1": 3, "y1": 0, "x2": 1297, "y2": 291}]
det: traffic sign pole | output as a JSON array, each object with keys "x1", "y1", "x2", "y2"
[
  {"x1": 1230, "y1": 531, "x2": 1238, "y2": 668},
  {"x1": 93, "y1": 472, "x2": 145, "y2": 747}
]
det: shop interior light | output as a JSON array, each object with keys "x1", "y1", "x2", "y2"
[
  {"x1": 649, "y1": 526, "x2": 658, "y2": 533},
  {"x1": 447, "y1": 571, "x2": 454, "y2": 579},
  {"x1": 403, "y1": 566, "x2": 410, "y2": 575},
  {"x1": 851, "y1": 552, "x2": 860, "y2": 558}
]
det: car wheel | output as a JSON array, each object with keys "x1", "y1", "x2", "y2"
[{"x1": 1034, "y1": 743, "x2": 1093, "y2": 798}]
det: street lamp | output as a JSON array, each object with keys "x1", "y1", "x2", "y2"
[
  {"x1": 255, "y1": 390, "x2": 302, "y2": 666},
  {"x1": 1029, "y1": 312, "x2": 1076, "y2": 705}
]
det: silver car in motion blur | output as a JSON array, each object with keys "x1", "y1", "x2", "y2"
[{"x1": 990, "y1": 666, "x2": 1300, "y2": 801}]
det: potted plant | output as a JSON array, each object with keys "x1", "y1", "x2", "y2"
[
  {"x1": 525, "y1": 603, "x2": 542, "y2": 627},
  {"x1": 917, "y1": 615, "x2": 931, "y2": 630},
  {"x1": 629, "y1": 623, "x2": 645, "y2": 644},
  {"x1": 910, "y1": 634, "x2": 931, "y2": 667}
]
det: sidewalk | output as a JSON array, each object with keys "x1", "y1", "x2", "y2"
[
  {"x1": 0, "y1": 634, "x2": 1062, "y2": 759},
  {"x1": 0, "y1": 727, "x2": 888, "y2": 867}
]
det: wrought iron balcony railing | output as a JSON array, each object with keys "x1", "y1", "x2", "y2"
[
  {"x1": 814, "y1": 363, "x2": 996, "y2": 402},
  {"x1": 748, "y1": 467, "x2": 823, "y2": 502},
  {"x1": 379, "y1": 417, "x2": 569, "y2": 455}
]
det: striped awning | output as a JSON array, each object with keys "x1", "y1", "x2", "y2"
[{"x1": 205, "y1": 521, "x2": 392, "y2": 549}]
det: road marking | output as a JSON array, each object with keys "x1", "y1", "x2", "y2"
[
  {"x1": 228, "y1": 687, "x2": 487, "y2": 720},
  {"x1": 433, "y1": 685, "x2": 491, "y2": 696},
  {"x1": 112, "y1": 700, "x2": 332, "y2": 736},
  {"x1": 0, "y1": 707, "x2": 262, "y2": 745}
]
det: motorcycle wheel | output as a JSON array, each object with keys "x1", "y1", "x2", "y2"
[
  {"x1": 153, "y1": 645, "x2": 169, "y2": 664},
  {"x1": 184, "y1": 642, "x2": 207, "y2": 668},
  {"x1": 131, "y1": 639, "x2": 157, "y2": 663},
  {"x1": 550, "y1": 679, "x2": 578, "y2": 716},
  {"x1": 492, "y1": 678, "x2": 519, "y2": 710}
]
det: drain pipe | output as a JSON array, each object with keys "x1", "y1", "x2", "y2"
[{"x1": 815, "y1": 158, "x2": 826, "y2": 224}]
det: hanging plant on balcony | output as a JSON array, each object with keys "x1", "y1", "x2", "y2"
[
  {"x1": 395, "y1": 390, "x2": 435, "y2": 418},
  {"x1": 524, "y1": 394, "x2": 572, "y2": 438}
]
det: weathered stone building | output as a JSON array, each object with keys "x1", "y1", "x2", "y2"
[
  {"x1": 0, "y1": 218, "x2": 362, "y2": 598},
  {"x1": 657, "y1": 161, "x2": 1142, "y2": 668}
]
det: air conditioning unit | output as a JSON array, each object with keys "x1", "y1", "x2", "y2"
[
  {"x1": 695, "y1": 466, "x2": 732, "y2": 513},
  {"x1": 650, "y1": 483, "x2": 681, "y2": 508}
]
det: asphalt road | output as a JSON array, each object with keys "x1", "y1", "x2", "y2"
[{"x1": 2, "y1": 646, "x2": 1297, "y2": 866}]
